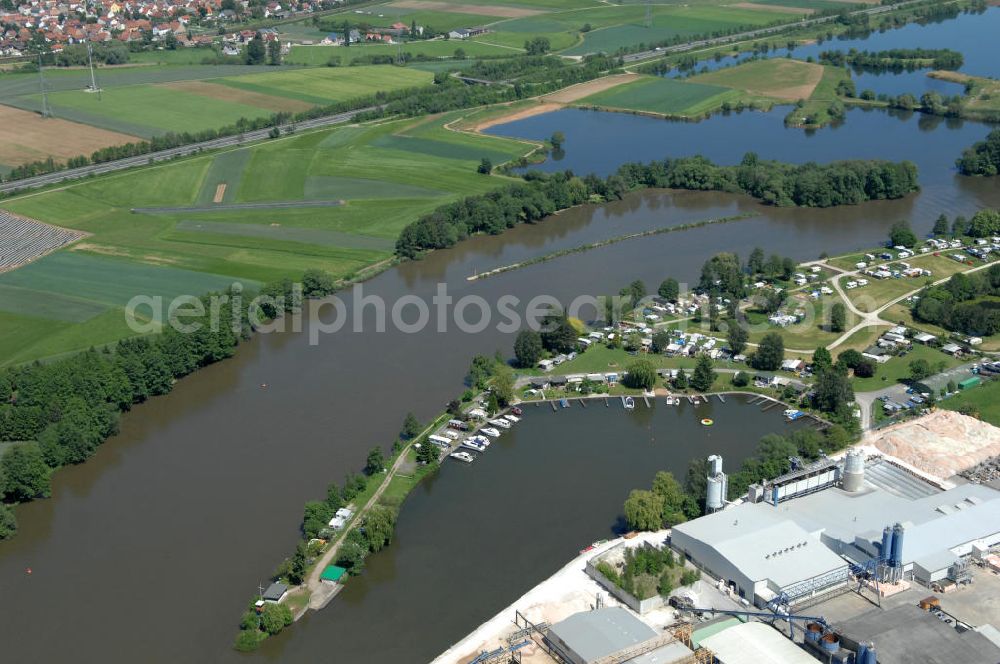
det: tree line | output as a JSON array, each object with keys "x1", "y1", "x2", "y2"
[
  {"x1": 913, "y1": 254, "x2": 1000, "y2": 337},
  {"x1": 395, "y1": 153, "x2": 919, "y2": 257},
  {"x1": 818, "y1": 48, "x2": 963, "y2": 72}
]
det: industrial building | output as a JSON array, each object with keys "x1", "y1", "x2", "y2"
[
  {"x1": 671, "y1": 452, "x2": 1000, "y2": 607},
  {"x1": 544, "y1": 607, "x2": 698, "y2": 664},
  {"x1": 697, "y1": 622, "x2": 816, "y2": 664}
]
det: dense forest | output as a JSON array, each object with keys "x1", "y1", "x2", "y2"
[
  {"x1": 395, "y1": 153, "x2": 919, "y2": 257},
  {"x1": 957, "y1": 129, "x2": 1000, "y2": 177},
  {"x1": 819, "y1": 47, "x2": 963, "y2": 71}
]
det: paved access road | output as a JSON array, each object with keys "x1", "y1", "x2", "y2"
[{"x1": 0, "y1": 107, "x2": 376, "y2": 196}]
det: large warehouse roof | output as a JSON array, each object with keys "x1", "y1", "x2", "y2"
[
  {"x1": 547, "y1": 607, "x2": 656, "y2": 663},
  {"x1": 698, "y1": 622, "x2": 816, "y2": 664},
  {"x1": 774, "y1": 482, "x2": 1000, "y2": 565},
  {"x1": 671, "y1": 503, "x2": 848, "y2": 588}
]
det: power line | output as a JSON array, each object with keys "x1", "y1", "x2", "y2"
[
  {"x1": 86, "y1": 41, "x2": 102, "y2": 99},
  {"x1": 37, "y1": 53, "x2": 51, "y2": 118}
]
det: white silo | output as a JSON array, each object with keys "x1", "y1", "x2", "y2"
[
  {"x1": 706, "y1": 475, "x2": 724, "y2": 512},
  {"x1": 842, "y1": 450, "x2": 865, "y2": 493},
  {"x1": 705, "y1": 454, "x2": 727, "y2": 512}
]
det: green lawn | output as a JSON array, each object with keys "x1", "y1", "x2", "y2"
[
  {"x1": 745, "y1": 294, "x2": 850, "y2": 352},
  {"x1": 580, "y1": 75, "x2": 741, "y2": 117},
  {"x1": 216, "y1": 65, "x2": 433, "y2": 106},
  {"x1": 846, "y1": 276, "x2": 934, "y2": 313},
  {"x1": 0, "y1": 112, "x2": 533, "y2": 365},
  {"x1": 940, "y1": 378, "x2": 1000, "y2": 426},
  {"x1": 850, "y1": 344, "x2": 965, "y2": 392}
]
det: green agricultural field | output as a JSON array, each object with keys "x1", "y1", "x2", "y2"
[
  {"x1": 38, "y1": 84, "x2": 283, "y2": 137},
  {"x1": 0, "y1": 111, "x2": 533, "y2": 365},
  {"x1": 579, "y1": 75, "x2": 741, "y2": 117},
  {"x1": 215, "y1": 65, "x2": 433, "y2": 106},
  {"x1": 0, "y1": 63, "x2": 275, "y2": 99},
  {"x1": 283, "y1": 40, "x2": 517, "y2": 66},
  {"x1": 196, "y1": 149, "x2": 253, "y2": 205},
  {"x1": 690, "y1": 58, "x2": 826, "y2": 101},
  {"x1": 560, "y1": 5, "x2": 792, "y2": 56},
  {"x1": 127, "y1": 48, "x2": 237, "y2": 65}
]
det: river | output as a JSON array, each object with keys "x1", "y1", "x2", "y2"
[{"x1": 1, "y1": 13, "x2": 999, "y2": 664}]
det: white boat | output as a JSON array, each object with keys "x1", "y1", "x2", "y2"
[
  {"x1": 468, "y1": 435, "x2": 491, "y2": 448},
  {"x1": 624, "y1": 396, "x2": 635, "y2": 410},
  {"x1": 503, "y1": 414, "x2": 520, "y2": 423},
  {"x1": 449, "y1": 451, "x2": 474, "y2": 463},
  {"x1": 489, "y1": 418, "x2": 511, "y2": 429},
  {"x1": 462, "y1": 438, "x2": 488, "y2": 452},
  {"x1": 665, "y1": 396, "x2": 677, "y2": 405},
  {"x1": 481, "y1": 427, "x2": 501, "y2": 438}
]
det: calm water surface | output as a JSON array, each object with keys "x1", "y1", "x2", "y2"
[{"x1": 671, "y1": 7, "x2": 1000, "y2": 97}]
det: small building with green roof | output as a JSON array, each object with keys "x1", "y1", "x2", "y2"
[{"x1": 320, "y1": 565, "x2": 347, "y2": 583}]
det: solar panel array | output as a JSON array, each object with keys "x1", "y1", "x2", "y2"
[{"x1": 0, "y1": 211, "x2": 84, "y2": 271}]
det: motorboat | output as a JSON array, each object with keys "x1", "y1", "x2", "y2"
[
  {"x1": 461, "y1": 438, "x2": 488, "y2": 452},
  {"x1": 511, "y1": 406, "x2": 523, "y2": 416},
  {"x1": 489, "y1": 418, "x2": 511, "y2": 429},
  {"x1": 449, "y1": 451, "x2": 474, "y2": 463},
  {"x1": 503, "y1": 414, "x2": 520, "y2": 423},
  {"x1": 481, "y1": 427, "x2": 501, "y2": 438},
  {"x1": 624, "y1": 396, "x2": 635, "y2": 410},
  {"x1": 467, "y1": 435, "x2": 491, "y2": 448}
]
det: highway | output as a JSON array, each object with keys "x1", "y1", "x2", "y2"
[
  {"x1": 620, "y1": 0, "x2": 924, "y2": 63},
  {"x1": 0, "y1": 106, "x2": 376, "y2": 196}
]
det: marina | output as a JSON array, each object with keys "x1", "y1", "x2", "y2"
[{"x1": 262, "y1": 396, "x2": 805, "y2": 663}]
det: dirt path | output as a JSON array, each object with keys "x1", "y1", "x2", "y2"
[
  {"x1": 470, "y1": 102, "x2": 564, "y2": 132},
  {"x1": 541, "y1": 73, "x2": 639, "y2": 103},
  {"x1": 302, "y1": 416, "x2": 446, "y2": 610},
  {"x1": 466, "y1": 74, "x2": 640, "y2": 133}
]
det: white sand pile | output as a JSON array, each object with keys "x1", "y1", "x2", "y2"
[{"x1": 867, "y1": 410, "x2": 1000, "y2": 478}]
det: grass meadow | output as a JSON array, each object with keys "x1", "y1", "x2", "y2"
[
  {"x1": 0, "y1": 111, "x2": 533, "y2": 365},
  {"x1": 580, "y1": 75, "x2": 740, "y2": 116},
  {"x1": 215, "y1": 65, "x2": 433, "y2": 106}
]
